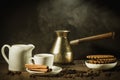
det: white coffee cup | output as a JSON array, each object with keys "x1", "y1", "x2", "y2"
[{"x1": 30, "y1": 53, "x2": 54, "y2": 68}]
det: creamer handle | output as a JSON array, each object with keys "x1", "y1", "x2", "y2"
[
  {"x1": 70, "y1": 32, "x2": 115, "y2": 45},
  {"x1": 1, "y1": 44, "x2": 10, "y2": 64}
]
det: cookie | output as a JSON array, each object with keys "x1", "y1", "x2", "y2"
[
  {"x1": 97, "y1": 58, "x2": 117, "y2": 62},
  {"x1": 86, "y1": 54, "x2": 117, "y2": 64},
  {"x1": 86, "y1": 58, "x2": 116, "y2": 64},
  {"x1": 86, "y1": 55, "x2": 115, "y2": 59}
]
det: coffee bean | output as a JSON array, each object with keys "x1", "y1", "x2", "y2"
[
  {"x1": 105, "y1": 73, "x2": 111, "y2": 77},
  {"x1": 63, "y1": 74, "x2": 72, "y2": 78},
  {"x1": 77, "y1": 73, "x2": 83, "y2": 77},
  {"x1": 7, "y1": 71, "x2": 12, "y2": 75},
  {"x1": 66, "y1": 70, "x2": 76, "y2": 74},
  {"x1": 30, "y1": 75, "x2": 36, "y2": 78},
  {"x1": 90, "y1": 76, "x2": 94, "y2": 80},
  {"x1": 7, "y1": 71, "x2": 22, "y2": 76}
]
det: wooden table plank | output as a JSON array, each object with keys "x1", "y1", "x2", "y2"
[{"x1": 0, "y1": 60, "x2": 120, "y2": 80}]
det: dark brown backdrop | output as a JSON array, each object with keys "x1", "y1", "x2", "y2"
[{"x1": 0, "y1": 0, "x2": 120, "y2": 62}]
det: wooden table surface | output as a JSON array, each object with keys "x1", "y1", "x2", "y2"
[{"x1": 0, "y1": 60, "x2": 120, "y2": 80}]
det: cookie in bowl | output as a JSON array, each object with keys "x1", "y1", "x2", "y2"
[
  {"x1": 86, "y1": 55, "x2": 115, "y2": 59},
  {"x1": 85, "y1": 54, "x2": 117, "y2": 70}
]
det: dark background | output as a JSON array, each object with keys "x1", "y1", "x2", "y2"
[{"x1": 0, "y1": 0, "x2": 120, "y2": 62}]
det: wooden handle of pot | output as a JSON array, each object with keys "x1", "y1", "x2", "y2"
[{"x1": 70, "y1": 32, "x2": 115, "y2": 45}]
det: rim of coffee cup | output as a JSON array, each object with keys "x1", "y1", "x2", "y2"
[{"x1": 34, "y1": 53, "x2": 54, "y2": 58}]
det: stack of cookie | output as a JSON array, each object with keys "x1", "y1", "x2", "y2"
[
  {"x1": 86, "y1": 55, "x2": 117, "y2": 64},
  {"x1": 85, "y1": 54, "x2": 118, "y2": 70}
]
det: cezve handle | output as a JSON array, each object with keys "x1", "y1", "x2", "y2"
[
  {"x1": 1, "y1": 44, "x2": 11, "y2": 64},
  {"x1": 70, "y1": 32, "x2": 115, "y2": 45}
]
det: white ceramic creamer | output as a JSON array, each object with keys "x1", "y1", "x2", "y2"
[{"x1": 1, "y1": 44, "x2": 35, "y2": 71}]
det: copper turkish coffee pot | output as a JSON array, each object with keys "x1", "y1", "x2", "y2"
[{"x1": 51, "y1": 30, "x2": 115, "y2": 64}]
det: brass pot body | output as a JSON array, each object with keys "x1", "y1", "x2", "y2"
[{"x1": 51, "y1": 30, "x2": 73, "y2": 64}]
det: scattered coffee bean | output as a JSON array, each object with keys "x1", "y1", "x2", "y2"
[
  {"x1": 7, "y1": 71, "x2": 22, "y2": 76},
  {"x1": 30, "y1": 75, "x2": 36, "y2": 78},
  {"x1": 105, "y1": 73, "x2": 111, "y2": 77},
  {"x1": 28, "y1": 67, "x2": 118, "y2": 78},
  {"x1": 90, "y1": 76, "x2": 94, "y2": 80}
]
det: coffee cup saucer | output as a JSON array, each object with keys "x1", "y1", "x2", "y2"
[{"x1": 26, "y1": 66, "x2": 62, "y2": 75}]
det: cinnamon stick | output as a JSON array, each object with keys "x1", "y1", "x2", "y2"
[
  {"x1": 28, "y1": 68, "x2": 51, "y2": 72},
  {"x1": 25, "y1": 64, "x2": 48, "y2": 69}
]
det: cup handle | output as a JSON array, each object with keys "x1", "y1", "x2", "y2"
[
  {"x1": 1, "y1": 44, "x2": 10, "y2": 64},
  {"x1": 29, "y1": 57, "x2": 35, "y2": 64}
]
